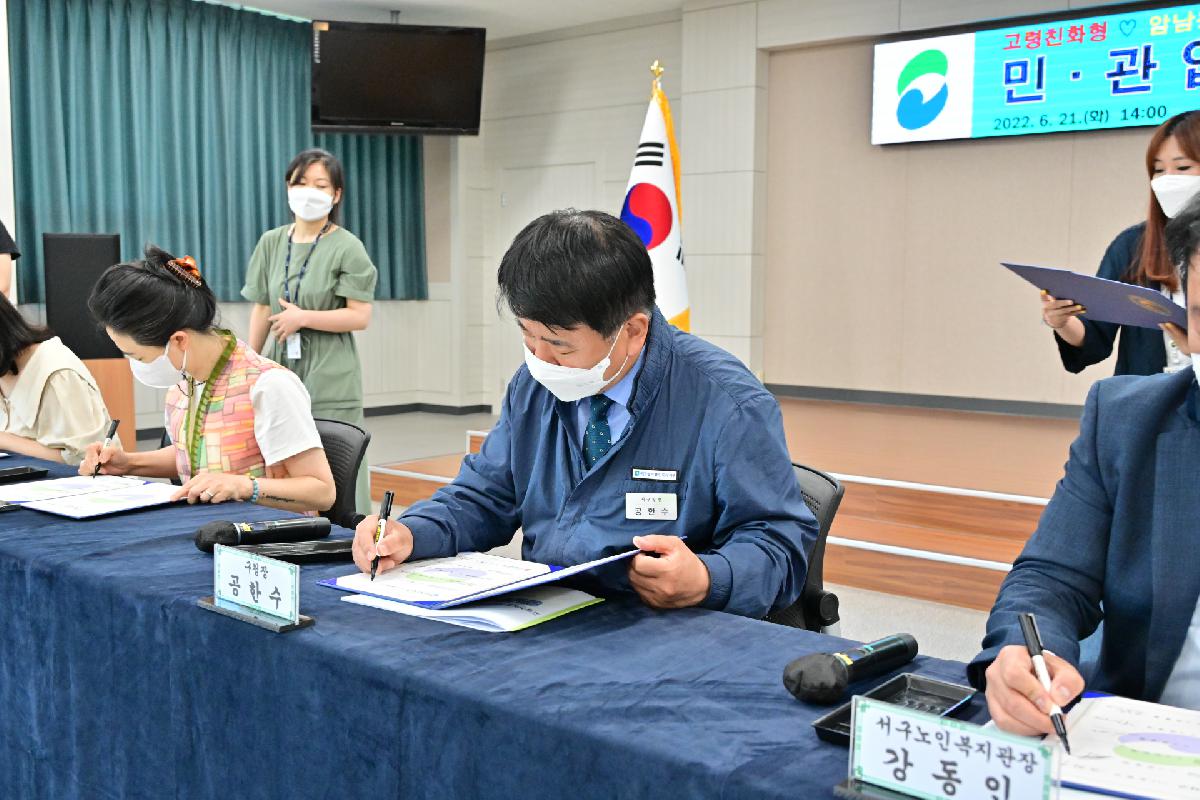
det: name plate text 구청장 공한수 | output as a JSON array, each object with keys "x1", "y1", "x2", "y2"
[{"x1": 199, "y1": 544, "x2": 312, "y2": 632}]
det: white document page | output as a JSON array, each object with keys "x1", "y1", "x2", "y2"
[
  {"x1": 342, "y1": 586, "x2": 602, "y2": 632},
  {"x1": 21, "y1": 481, "x2": 179, "y2": 518},
  {"x1": 334, "y1": 551, "x2": 552, "y2": 604},
  {"x1": 437, "y1": 547, "x2": 640, "y2": 607},
  {"x1": 1055, "y1": 695, "x2": 1200, "y2": 799},
  {"x1": 0, "y1": 475, "x2": 149, "y2": 504}
]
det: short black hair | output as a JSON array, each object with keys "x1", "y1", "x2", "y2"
[
  {"x1": 1165, "y1": 194, "x2": 1200, "y2": 293},
  {"x1": 286, "y1": 148, "x2": 345, "y2": 224},
  {"x1": 0, "y1": 292, "x2": 53, "y2": 376},
  {"x1": 88, "y1": 245, "x2": 218, "y2": 346},
  {"x1": 496, "y1": 209, "x2": 656, "y2": 337}
]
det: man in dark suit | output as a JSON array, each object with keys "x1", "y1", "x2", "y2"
[{"x1": 971, "y1": 203, "x2": 1200, "y2": 734}]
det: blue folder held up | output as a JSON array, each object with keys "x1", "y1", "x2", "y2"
[{"x1": 1003, "y1": 262, "x2": 1186, "y2": 331}]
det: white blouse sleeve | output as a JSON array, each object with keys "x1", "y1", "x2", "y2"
[
  {"x1": 249, "y1": 369, "x2": 323, "y2": 466},
  {"x1": 36, "y1": 370, "x2": 112, "y2": 465}
]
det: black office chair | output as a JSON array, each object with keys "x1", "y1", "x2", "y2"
[
  {"x1": 765, "y1": 463, "x2": 845, "y2": 632},
  {"x1": 314, "y1": 417, "x2": 371, "y2": 529},
  {"x1": 159, "y1": 431, "x2": 183, "y2": 486}
]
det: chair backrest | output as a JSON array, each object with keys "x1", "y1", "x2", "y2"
[
  {"x1": 313, "y1": 417, "x2": 371, "y2": 529},
  {"x1": 159, "y1": 431, "x2": 182, "y2": 486},
  {"x1": 793, "y1": 462, "x2": 844, "y2": 593},
  {"x1": 765, "y1": 463, "x2": 845, "y2": 630}
]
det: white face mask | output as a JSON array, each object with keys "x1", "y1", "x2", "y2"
[
  {"x1": 523, "y1": 331, "x2": 629, "y2": 403},
  {"x1": 1151, "y1": 174, "x2": 1200, "y2": 218},
  {"x1": 287, "y1": 186, "x2": 335, "y2": 222},
  {"x1": 129, "y1": 342, "x2": 187, "y2": 388}
]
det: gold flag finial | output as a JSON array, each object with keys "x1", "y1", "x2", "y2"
[{"x1": 650, "y1": 59, "x2": 664, "y2": 86}]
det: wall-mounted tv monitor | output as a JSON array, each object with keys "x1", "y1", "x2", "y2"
[
  {"x1": 311, "y1": 21, "x2": 485, "y2": 135},
  {"x1": 872, "y1": 2, "x2": 1200, "y2": 144}
]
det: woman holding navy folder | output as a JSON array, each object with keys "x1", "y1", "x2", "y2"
[{"x1": 1043, "y1": 111, "x2": 1200, "y2": 375}]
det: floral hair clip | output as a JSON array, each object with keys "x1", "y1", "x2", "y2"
[{"x1": 166, "y1": 255, "x2": 202, "y2": 287}]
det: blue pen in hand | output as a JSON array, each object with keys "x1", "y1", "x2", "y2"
[
  {"x1": 369, "y1": 490, "x2": 395, "y2": 582},
  {"x1": 92, "y1": 419, "x2": 120, "y2": 478},
  {"x1": 1018, "y1": 611, "x2": 1072, "y2": 754}
]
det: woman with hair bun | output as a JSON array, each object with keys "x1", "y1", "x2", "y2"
[{"x1": 81, "y1": 245, "x2": 335, "y2": 514}]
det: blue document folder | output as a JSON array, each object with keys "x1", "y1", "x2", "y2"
[
  {"x1": 319, "y1": 547, "x2": 641, "y2": 610},
  {"x1": 1003, "y1": 262, "x2": 1186, "y2": 330}
]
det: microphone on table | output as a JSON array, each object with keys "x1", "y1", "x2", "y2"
[
  {"x1": 194, "y1": 517, "x2": 331, "y2": 553},
  {"x1": 783, "y1": 633, "x2": 919, "y2": 704}
]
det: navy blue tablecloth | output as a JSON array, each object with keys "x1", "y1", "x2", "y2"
[{"x1": 0, "y1": 455, "x2": 984, "y2": 799}]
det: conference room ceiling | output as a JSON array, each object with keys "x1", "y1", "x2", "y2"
[{"x1": 241, "y1": 0, "x2": 684, "y2": 41}]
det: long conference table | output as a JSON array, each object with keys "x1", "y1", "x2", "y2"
[{"x1": 0, "y1": 454, "x2": 986, "y2": 799}]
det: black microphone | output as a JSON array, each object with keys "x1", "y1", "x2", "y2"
[
  {"x1": 783, "y1": 633, "x2": 919, "y2": 704},
  {"x1": 194, "y1": 517, "x2": 331, "y2": 553}
]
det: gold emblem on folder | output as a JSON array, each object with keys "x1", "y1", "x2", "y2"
[{"x1": 1128, "y1": 295, "x2": 1171, "y2": 316}]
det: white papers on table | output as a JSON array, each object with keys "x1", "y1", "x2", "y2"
[
  {"x1": 342, "y1": 586, "x2": 602, "y2": 632},
  {"x1": 327, "y1": 547, "x2": 642, "y2": 609},
  {"x1": 335, "y1": 552, "x2": 551, "y2": 605},
  {"x1": 0, "y1": 475, "x2": 149, "y2": 504},
  {"x1": 21, "y1": 480, "x2": 179, "y2": 518},
  {"x1": 1054, "y1": 695, "x2": 1200, "y2": 799}
]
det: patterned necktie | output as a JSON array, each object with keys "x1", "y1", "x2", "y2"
[{"x1": 584, "y1": 394, "x2": 615, "y2": 469}]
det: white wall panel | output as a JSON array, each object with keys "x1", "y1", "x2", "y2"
[
  {"x1": 686, "y1": 254, "x2": 762, "y2": 338},
  {"x1": 757, "y1": 0, "x2": 900, "y2": 50},
  {"x1": 682, "y1": 3, "x2": 760, "y2": 92},
  {"x1": 682, "y1": 171, "x2": 761, "y2": 255},
  {"x1": 483, "y1": 21, "x2": 682, "y2": 122},
  {"x1": 682, "y1": 87, "x2": 762, "y2": 174},
  {"x1": 899, "y1": 0, "x2": 1067, "y2": 31}
]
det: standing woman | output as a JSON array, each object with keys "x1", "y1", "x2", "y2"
[
  {"x1": 1042, "y1": 111, "x2": 1200, "y2": 375},
  {"x1": 243, "y1": 149, "x2": 377, "y2": 513}
]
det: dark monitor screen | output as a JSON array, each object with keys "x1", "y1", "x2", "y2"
[{"x1": 312, "y1": 22, "x2": 485, "y2": 135}]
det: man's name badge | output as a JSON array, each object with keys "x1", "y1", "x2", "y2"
[
  {"x1": 632, "y1": 468, "x2": 677, "y2": 481},
  {"x1": 625, "y1": 493, "x2": 678, "y2": 521}
]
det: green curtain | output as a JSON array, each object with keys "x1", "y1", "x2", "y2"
[
  {"x1": 8, "y1": 0, "x2": 426, "y2": 304},
  {"x1": 316, "y1": 134, "x2": 427, "y2": 301}
]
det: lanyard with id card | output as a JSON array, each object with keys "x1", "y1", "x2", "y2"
[{"x1": 282, "y1": 221, "x2": 331, "y2": 360}]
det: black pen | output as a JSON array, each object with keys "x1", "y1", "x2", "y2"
[
  {"x1": 1018, "y1": 612, "x2": 1071, "y2": 754},
  {"x1": 370, "y1": 490, "x2": 395, "y2": 581},
  {"x1": 92, "y1": 419, "x2": 120, "y2": 478}
]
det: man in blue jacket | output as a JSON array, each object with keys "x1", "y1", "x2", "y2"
[
  {"x1": 972, "y1": 202, "x2": 1200, "y2": 731},
  {"x1": 352, "y1": 209, "x2": 817, "y2": 618}
]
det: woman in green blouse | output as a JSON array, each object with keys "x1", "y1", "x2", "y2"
[{"x1": 243, "y1": 148, "x2": 377, "y2": 513}]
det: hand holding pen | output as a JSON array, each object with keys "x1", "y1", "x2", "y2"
[
  {"x1": 92, "y1": 419, "x2": 120, "y2": 478},
  {"x1": 1018, "y1": 612, "x2": 1072, "y2": 753},
  {"x1": 370, "y1": 490, "x2": 395, "y2": 581},
  {"x1": 982, "y1": 613, "x2": 1086, "y2": 743}
]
